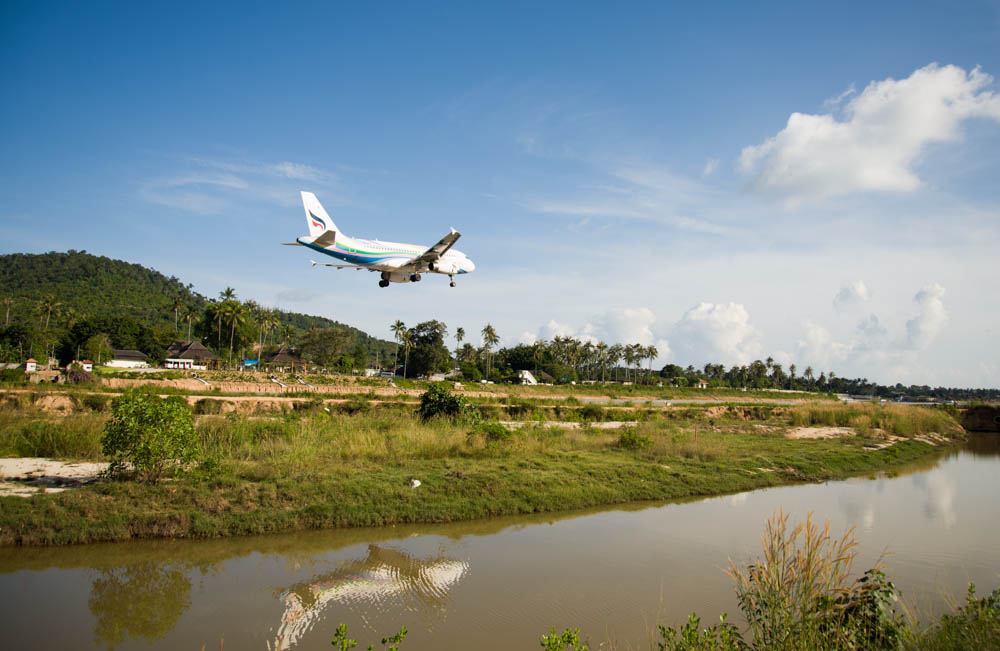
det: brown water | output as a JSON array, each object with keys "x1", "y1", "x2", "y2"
[{"x1": 2, "y1": 436, "x2": 998, "y2": 650}]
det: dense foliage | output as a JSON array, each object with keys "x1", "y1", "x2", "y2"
[{"x1": 101, "y1": 390, "x2": 199, "y2": 483}]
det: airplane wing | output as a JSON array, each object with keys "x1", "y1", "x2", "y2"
[
  {"x1": 311, "y1": 260, "x2": 365, "y2": 270},
  {"x1": 402, "y1": 229, "x2": 461, "y2": 270}
]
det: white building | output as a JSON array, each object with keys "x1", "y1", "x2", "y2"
[{"x1": 106, "y1": 349, "x2": 149, "y2": 369}]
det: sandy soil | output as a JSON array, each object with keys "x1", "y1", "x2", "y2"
[
  {"x1": 0, "y1": 457, "x2": 108, "y2": 497},
  {"x1": 786, "y1": 426, "x2": 854, "y2": 439}
]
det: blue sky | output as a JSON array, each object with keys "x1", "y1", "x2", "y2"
[{"x1": 2, "y1": 1, "x2": 999, "y2": 386}]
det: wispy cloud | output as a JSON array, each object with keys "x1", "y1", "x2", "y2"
[{"x1": 139, "y1": 156, "x2": 344, "y2": 214}]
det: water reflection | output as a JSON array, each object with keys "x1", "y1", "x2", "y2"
[
  {"x1": 273, "y1": 544, "x2": 468, "y2": 650},
  {"x1": 88, "y1": 563, "x2": 191, "y2": 648}
]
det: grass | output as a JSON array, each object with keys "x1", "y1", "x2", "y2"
[{"x1": 0, "y1": 398, "x2": 965, "y2": 546}]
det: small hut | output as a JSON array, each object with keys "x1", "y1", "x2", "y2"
[{"x1": 265, "y1": 346, "x2": 305, "y2": 373}]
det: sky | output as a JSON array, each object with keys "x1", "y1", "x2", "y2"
[{"x1": 2, "y1": 1, "x2": 999, "y2": 387}]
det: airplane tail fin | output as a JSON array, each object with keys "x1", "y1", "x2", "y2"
[{"x1": 301, "y1": 191, "x2": 341, "y2": 240}]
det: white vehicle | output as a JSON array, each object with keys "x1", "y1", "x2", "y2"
[{"x1": 285, "y1": 191, "x2": 475, "y2": 288}]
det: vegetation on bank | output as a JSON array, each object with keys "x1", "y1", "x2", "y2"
[
  {"x1": 541, "y1": 512, "x2": 1000, "y2": 651},
  {"x1": 0, "y1": 388, "x2": 965, "y2": 546}
]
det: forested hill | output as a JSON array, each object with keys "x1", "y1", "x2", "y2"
[
  {"x1": 0, "y1": 250, "x2": 396, "y2": 363},
  {"x1": 0, "y1": 251, "x2": 206, "y2": 329}
]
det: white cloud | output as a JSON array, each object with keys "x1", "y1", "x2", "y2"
[
  {"x1": 740, "y1": 63, "x2": 1000, "y2": 204},
  {"x1": 833, "y1": 280, "x2": 871, "y2": 311},
  {"x1": 905, "y1": 283, "x2": 948, "y2": 350},
  {"x1": 671, "y1": 302, "x2": 761, "y2": 366},
  {"x1": 796, "y1": 321, "x2": 850, "y2": 370},
  {"x1": 702, "y1": 157, "x2": 719, "y2": 177},
  {"x1": 141, "y1": 157, "x2": 343, "y2": 214}
]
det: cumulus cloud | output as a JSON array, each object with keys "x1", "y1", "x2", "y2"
[
  {"x1": 740, "y1": 63, "x2": 1000, "y2": 204},
  {"x1": 702, "y1": 157, "x2": 719, "y2": 177},
  {"x1": 905, "y1": 283, "x2": 948, "y2": 350},
  {"x1": 796, "y1": 321, "x2": 850, "y2": 370},
  {"x1": 671, "y1": 302, "x2": 761, "y2": 365},
  {"x1": 833, "y1": 280, "x2": 871, "y2": 311}
]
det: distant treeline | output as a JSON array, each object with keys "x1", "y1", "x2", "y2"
[{"x1": 0, "y1": 251, "x2": 396, "y2": 367}]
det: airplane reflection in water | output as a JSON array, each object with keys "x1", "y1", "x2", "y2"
[{"x1": 270, "y1": 545, "x2": 469, "y2": 650}]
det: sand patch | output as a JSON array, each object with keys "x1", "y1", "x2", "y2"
[
  {"x1": 35, "y1": 394, "x2": 75, "y2": 414},
  {"x1": 786, "y1": 426, "x2": 853, "y2": 440},
  {"x1": 0, "y1": 457, "x2": 108, "y2": 497}
]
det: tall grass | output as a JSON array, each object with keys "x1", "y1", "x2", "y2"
[
  {"x1": 788, "y1": 403, "x2": 963, "y2": 437},
  {"x1": 0, "y1": 411, "x2": 105, "y2": 459}
]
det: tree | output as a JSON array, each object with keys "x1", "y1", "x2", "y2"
[
  {"x1": 391, "y1": 320, "x2": 406, "y2": 373},
  {"x1": 101, "y1": 390, "x2": 199, "y2": 483},
  {"x1": 172, "y1": 296, "x2": 183, "y2": 332},
  {"x1": 401, "y1": 329, "x2": 413, "y2": 378},
  {"x1": 406, "y1": 320, "x2": 450, "y2": 378},
  {"x1": 221, "y1": 301, "x2": 248, "y2": 364},
  {"x1": 481, "y1": 324, "x2": 499, "y2": 380},
  {"x1": 300, "y1": 328, "x2": 350, "y2": 367},
  {"x1": 2, "y1": 296, "x2": 14, "y2": 326},
  {"x1": 455, "y1": 327, "x2": 465, "y2": 365},
  {"x1": 38, "y1": 294, "x2": 60, "y2": 331},
  {"x1": 84, "y1": 333, "x2": 113, "y2": 365}
]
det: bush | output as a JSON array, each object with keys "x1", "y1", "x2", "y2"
[
  {"x1": 418, "y1": 384, "x2": 473, "y2": 421},
  {"x1": 618, "y1": 428, "x2": 651, "y2": 450},
  {"x1": 101, "y1": 390, "x2": 199, "y2": 483},
  {"x1": 471, "y1": 421, "x2": 512, "y2": 444},
  {"x1": 66, "y1": 368, "x2": 95, "y2": 384},
  {"x1": 193, "y1": 398, "x2": 223, "y2": 415},
  {"x1": 579, "y1": 404, "x2": 606, "y2": 422},
  {"x1": 0, "y1": 368, "x2": 27, "y2": 384},
  {"x1": 81, "y1": 394, "x2": 111, "y2": 412}
]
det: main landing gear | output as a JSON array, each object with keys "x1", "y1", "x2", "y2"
[
  {"x1": 379, "y1": 280, "x2": 389, "y2": 288},
  {"x1": 409, "y1": 273, "x2": 422, "y2": 282}
]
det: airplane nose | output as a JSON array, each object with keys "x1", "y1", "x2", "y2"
[{"x1": 465, "y1": 259, "x2": 475, "y2": 272}]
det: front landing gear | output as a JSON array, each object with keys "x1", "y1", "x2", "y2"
[{"x1": 449, "y1": 274, "x2": 456, "y2": 288}]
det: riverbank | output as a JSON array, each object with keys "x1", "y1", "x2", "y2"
[{"x1": 0, "y1": 399, "x2": 965, "y2": 546}]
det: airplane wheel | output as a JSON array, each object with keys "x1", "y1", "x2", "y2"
[
  {"x1": 450, "y1": 282, "x2": 456, "y2": 288},
  {"x1": 379, "y1": 280, "x2": 389, "y2": 288}
]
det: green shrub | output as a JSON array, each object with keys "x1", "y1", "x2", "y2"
[
  {"x1": 471, "y1": 421, "x2": 512, "y2": 444},
  {"x1": 338, "y1": 396, "x2": 371, "y2": 415},
  {"x1": 193, "y1": 398, "x2": 223, "y2": 415},
  {"x1": 912, "y1": 584, "x2": 1000, "y2": 650},
  {"x1": 618, "y1": 428, "x2": 652, "y2": 450},
  {"x1": 418, "y1": 384, "x2": 472, "y2": 421},
  {"x1": 0, "y1": 368, "x2": 27, "y2": 385},
  {"x1": 101, "y1": 390, "x2": 199, "y2": 483},
  {"x1": 81, "y1": 394, "x2": 111, "y2": 412},
  {"x1": 579, "y1": 404, "x2": 606, "y2": 422}
]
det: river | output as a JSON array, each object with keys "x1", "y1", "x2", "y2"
[{"x1": 1, "y1": 435, "x2": 998, "y2": 650}]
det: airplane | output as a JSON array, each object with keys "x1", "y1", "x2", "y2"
[{"x1": 283, "y1": 191, "x2": 475, "y2": 288}]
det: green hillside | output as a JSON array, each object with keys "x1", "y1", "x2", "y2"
[{"x1": 0, "y1": 250, "x2": 396, "y2": 366}]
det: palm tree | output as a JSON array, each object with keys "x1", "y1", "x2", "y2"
[
  {"x1": 63, "y1": 307, "x2": 83, "y2": 331},
  {"x1": 38, "y1": 295, "x2": 60, "y2": 331},
  {"x1": 455, "y1": 327, "x2": 465, "y2": 365},
  {"x1": 481, "y1": 324, "x2": 499, "y2": 380},
  {"x1": 2, "y1": 296, "x2": 13, "y2": 326},
  {"x1": 645, "y1": 344, "x2": 658, "y2": 383},
  {"x1": 400, "y1": 329, "x2": 413, "y2": 378},
  {"x1": 391, "y1": 320, "x2": 406, "y2": 373},
  {"x1": 222, "y1": 301, "x2": 247, "y2": 365},
  {"x1": 172, "y1": 296, "x2": 183, "y2": 331},
  {"x1": 258, "y1": 310, "x2": 280, "y2": 360},
  {"x1": 179, "y1": 305, "x2": 196, "y2": 341},
  {"x1": 219, "y1": 287, "x2": 237, "y2": 302}
]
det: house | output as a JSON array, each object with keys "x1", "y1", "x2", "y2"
[
  {"x1": 68, "y1": 360, "x2": 94, "y2": 372},
  {"x1": 694, "y1": 379, "x2": 709, "y2": 389},
  {"x1": 264, "y1": 346, "x2": 305, "y2": 372},
  {"x1": 107, "y1": 349, "x2": 149, "y2": 369},
  {"x1": 163, "y1": 340, "x2": 221, "y2": 370},
  {"x1": 24, "y1": 358, "x2": 36, "y2": 372}
]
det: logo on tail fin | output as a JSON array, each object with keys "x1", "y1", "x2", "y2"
[{"x1": 309, "y1": 211, "x2": 327, "y2": 231}]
